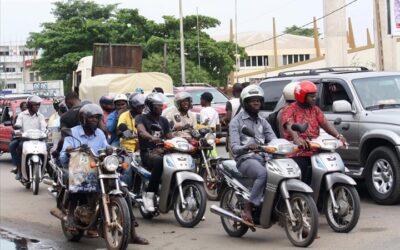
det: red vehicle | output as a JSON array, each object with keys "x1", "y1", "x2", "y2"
[
  {"x1": 0, "y1": 95, "x2": 55, "y2": 153},
  {"x1": 173, "y1": 84, "x2": 229, "y2": 131}
]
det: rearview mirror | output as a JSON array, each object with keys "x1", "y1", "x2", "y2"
[
  {"x1": 291, "y1": 123, "x2": 309, "y2": 133},
  {"x1": 333, "y1": 100, "x2": 353, "y2": 113},
  {"x1": 241, "y1": 126, "x2": 255, "y2": 137}
]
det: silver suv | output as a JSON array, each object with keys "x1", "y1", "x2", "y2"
[{"x1": 258, "y1": 67, "x2": 400, "y2": 205}]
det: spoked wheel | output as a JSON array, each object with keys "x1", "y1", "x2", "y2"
[
  {"x1": 103, "y1": 196, "x2": 130, "y2": 250},
  {"x1": 61, "y1": 219, "x2": 84, "y2": 242},
  {"x1": 32, "y1": 163, "x2": 40, "y2": 195},
  {"x1": 284, "y1": 192, "x2": 318, "y2": 247},
  {"x1": 220, "y1": 188, "x2": 249, "y2": 237},
  {"x1": 201, "y1": 167, "x2": 220, "y2": 201},
  {"x1": 174, "y1": 181, "x2": 206, "y2": 228},
  {"x1": 324, "y1": 185, "x2": 360, "y2": 233}
]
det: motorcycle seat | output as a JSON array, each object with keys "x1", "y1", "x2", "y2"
[{"x1": 222, "y1": 160, "x2": 254, "y2": 189}]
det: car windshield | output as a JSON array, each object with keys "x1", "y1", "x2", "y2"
[
  {"x1": 188, "y1": 89, "x2": 228, "y2": 105},
  {"x1": 352, "y1": 75, "x2": 400, "y2": 110},
  {"x1": 16, "y1": 103, "x2": 55, "y2": 119}
]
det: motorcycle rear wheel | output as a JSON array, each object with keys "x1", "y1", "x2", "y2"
[
  {"x1": 103, "y1": 196, "x2": 130, "y2": 250},
  {"x1": 32, "y1": 163, "x2": 40, "y2": 195},
  {"x1": 220, "y1": 188, "x2": 249, "y2": 237},
  {"x1": 174, "y1": 181, "x2": 206, "y2": 228},
  {"x1": 324, "y1": 184, "x2": 360, "y2": 233},
  {"x1": 284, "y1": 192, "x2": 318, "y2": 247}
]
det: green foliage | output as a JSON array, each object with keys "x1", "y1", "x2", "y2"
[
  {"x1": 284, "y1": 25, "x2": 318, "y2": 37},
  {"x1": 27, "y1": 0, "x2": 245, "y2": 89}
]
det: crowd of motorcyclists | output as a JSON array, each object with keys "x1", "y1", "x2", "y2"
[{"x1": 7, "y1": 80, "x2": 354, "y2": 249}]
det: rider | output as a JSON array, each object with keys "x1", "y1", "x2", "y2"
[
  {"x1": 230, "y1": 85, "x2": 276, "y2": 225},
  {"x1": 136, "y1": 92, "x2": 173, "y2": 212},
  {"x1": 99, "y1": 95, "x2": 115, "y2": 124},
  {"x1": 224, "y1": 83, "x2": 243, "y2": 156},
  {"x1": 60, "y1": 103, "x2": 148, "y2": 244},
  {"x1": 12, "y1": 95, "x2": 47, "y2": 180},
  {"x1": 163, "y1": 92, "x2": 197, "y2": 140},
  {"x1": 200, "y1": 92, "x2": 220, "y2": 129},
  {"x1": 280, "y1": 80, "x2": 347, "y2": 183},
  {"x1": 106, "y1": 94, "x2": 128, "y2": 146}
]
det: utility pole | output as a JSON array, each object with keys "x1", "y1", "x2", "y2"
[
  {"x1": 235, "y1": 0, "x2": 239, "y2": 84},
  {"x1": 179, "y1": 0, "x2": 186, "y2": 85},
  {"x1": 196, "y1": 7, "x2": 201, "y2": 71}
]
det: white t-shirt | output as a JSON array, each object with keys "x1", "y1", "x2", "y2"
[{"x1": 200, "y1": 107, "x2": 220, "y2": 127}]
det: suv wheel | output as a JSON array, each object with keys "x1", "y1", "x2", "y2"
[{"x1": 365, "y1": 146, "x2": 400, "y2": 205}]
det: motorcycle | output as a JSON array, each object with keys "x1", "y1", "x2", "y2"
[
  {"x1": 130, "y1": 124, "x2": 207, "y2": 228},
  {"x1": 49, "y1": 130, "x2": 131, "y2": 250},
  {"x1": 304, "y1": 131, "x2": 360, "y2": 233},
  {"x1": 14, "y1": 127, "x2": 48, "y2": 195},
  {"x1": 210, "y1": 126, "x2": 319, "y2": 247}
]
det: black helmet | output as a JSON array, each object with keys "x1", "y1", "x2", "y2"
[
  {"x1": 145, "y1": 92, "x2": 164, "y2": 110},
  {"x1": 128, "y1": 93, "x2": 146, "y2": 108}
]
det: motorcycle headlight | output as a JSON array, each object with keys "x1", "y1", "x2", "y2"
[
  {"x1": 204, "y1": 133, "x2": 216, "y2": 145},
  {"x1": 23, "y1": 130, "x2": 46, "y2": 139},
  {"x1": 103, "y1": 155, "x2": 119, "y2": 172},
  {"x1": 321, "y1": 139, "x2": 338, "y2": 150}
]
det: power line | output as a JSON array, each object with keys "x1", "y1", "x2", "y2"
[{"x1": 244, "y1": 0, "x2": 359, "y2": 48}]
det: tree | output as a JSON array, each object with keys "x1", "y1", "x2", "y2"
[
  {"x1": 27, "y1": 0, "x2": 245, "y2": 88},
  {"x1": 284, "y1": 25, "x2": 318, "y2": 37}
]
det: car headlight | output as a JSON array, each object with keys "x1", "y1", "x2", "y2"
[
  {"x1": 205, "y1": 133, "x2": 216, "y2": 145},
  {"x1": 103, "y1": 155, "x2": 119, "y2": 172}
]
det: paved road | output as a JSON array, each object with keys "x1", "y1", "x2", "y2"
[{"x1": 1, "y1": 149, "x2": 400, "y2": 250}]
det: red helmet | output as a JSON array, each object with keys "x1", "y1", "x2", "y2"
[{"x1": 294, "y1": 81, "x2": 318, "y2": 103}]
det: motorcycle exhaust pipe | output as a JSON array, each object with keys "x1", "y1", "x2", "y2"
[
  {"x1": 50, "y1": 207, "x2": 66, "y2": 221},
  {"x1": 43, "y1": 178, "x2": 55, "y2": 186},
  {"x1": 210, "y1": 205, "x2": 256, "y2": 232}
]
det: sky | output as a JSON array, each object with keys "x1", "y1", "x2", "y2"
[{"x1": 0, "y1": 0, "x2": 374, "y2": 46}]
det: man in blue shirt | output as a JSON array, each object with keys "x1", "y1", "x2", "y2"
[
  {"x1": 230, "y1": 85, "x2": 276, "y2": 225},
  {"x1": 60, "y1": 103, "x2": 148, "y2": 245}
]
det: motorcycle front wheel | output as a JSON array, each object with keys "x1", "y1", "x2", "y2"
[
  {"x1": 324, "y1": 184, "x2": 360, "y2": 233},
  {"x1": 284, "y1": 192, "x2": 318, "y2": 247},
  {"x1": 32, "y1": 162, "x2": 40, "y2": 195},
  {"x1": 174, "y1": 181, "x2": 206, "y2": 228},
  {"x1": 220, "y1": 188, "x2": 249, "y2": 237},
  {"x1": 103, "y1": 196, "x2": 130, "y2": 250}
]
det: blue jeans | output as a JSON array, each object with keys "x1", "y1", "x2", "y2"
[{"x1": 9, "y1": 139, "x2": 20, "y2": 167}]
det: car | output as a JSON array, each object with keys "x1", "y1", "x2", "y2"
[
  {"x1": 258, "y1": 67, "x2": 400, "y2": 205},
  {"x1": 174, "y1": 83, "x2": 229, "y2": 131},
  {"x1": 0, "y1": 96, "x2": 55, "y2": 154}
]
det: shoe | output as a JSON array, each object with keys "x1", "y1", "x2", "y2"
[
  {"x1": 10, "y1": 167, "x2": 17, "y2": 174},
  {"x1": 142, "y1": 192, "x2": 155, "y2": 212}
]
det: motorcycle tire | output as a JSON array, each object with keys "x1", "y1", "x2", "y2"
[
  {"x1": 220, "y1": 188, "x2": 249, "y2": 237},
  {"x1": 61, "y1": 219, "x2": 84, "y2": 242},
  {"x1": 32, "y1": 163, "x2": 40, "y2": 195},
  {"x1": 103, "y1": 196, "x2": 130, "y2": 250},
  {"x1": 174, "y1": 181, "x2": 206, "y2": 228},
  {"x1": 324, "y1": 184, "x2": 360, "y2": 233},
  {"x1": 284, "y1": 192, "x2": 318, "y2": 247},
  {"x1": 200, "y1": 167, "x2": 220, "y2": 201}
]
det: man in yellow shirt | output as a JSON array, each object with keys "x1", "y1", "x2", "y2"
[{"x1": 117, "y1": 93, "x2": 146, "y2": 152}]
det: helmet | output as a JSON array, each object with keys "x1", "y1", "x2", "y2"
[
  {"x1": 128, "y1": 93, "x2": 146, "y2": 108},
  {"x1": 99, "y1": 95, "x2": 114, "y2": 106},
  {"x1": 113, "y1": 93, "x2": 128, "y2": 103},
  {"x1": 59, "y1": 102, "x2": 68, "y2": 114},
  {"x1": 79, "y1": 103, "x2": 103, "y2": 117},
  {"x1": 294, "y1": 81, "x2": 318, "y2": 103},
  {"x1": 174, "y1": 92, "x2": 192, "y2": 109},
  {"x1": 240, "y1": 85, "x2": 264, "y2": 104},
  {"x1": 283, "y1": 81, "x2": 299, "y2": 102},
  {"x1": 27, "y1": 95, "x2": 42, "y2": 104},
  {"x1": 145, "y1": 92, "x2": 165, "y2": 111}
]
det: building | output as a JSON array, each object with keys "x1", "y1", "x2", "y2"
[{"x1": 0, "y1": 43, "x2": 40, "y2": 94}]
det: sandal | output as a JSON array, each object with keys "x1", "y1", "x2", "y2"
[
  {"x1": 241, "y1": 211, "x2": 254, "y2": 227},
  {"x1": 131, "y1": 236, "x2": 149, "y2": 245}
]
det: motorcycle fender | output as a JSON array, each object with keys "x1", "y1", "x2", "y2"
[
  {"x1": 174, "y1": 171, "x2": 204, "y2": 187},
  {"x1": 325, "y1": 172, "x2": 356, "y2": 190},
  {"x1": 283, "y1": 179, "x2": 314, "y2": 198},
  {"x1": 108, "y1": 189, "x2": 124, "y2": 196}
]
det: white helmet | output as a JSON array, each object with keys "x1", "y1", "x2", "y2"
[
  {"x1": 282, "y1": 81, "x2": 299, "y2": 102},
  {"x1": 174, "y1": 92, "x2": 192, "y2": 109},
  {"x1": 27, "y1": 95, "x2": 42, "y2": 103},
  {"x1": 240, "y1": 85, "x2": 264, "y2": 104},
  {"x1": 113, "y1": 93, "x2": 128, "y2": 103}
]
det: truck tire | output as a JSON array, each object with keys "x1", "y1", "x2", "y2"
[{"x1": 365, "y1": 146, "x2": 400, "y2": 205}]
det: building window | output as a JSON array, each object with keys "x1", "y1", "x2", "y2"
[
  {"x1": 257, "y1": 56, "x2": 263, "y2": 66},
  {"x1": 305, "y1": 54, "x2": 310, "y2": 60},
  {"x1": 29, "y1": 72, "x2": 35, "y2": 82},
  {"x1": 294, "y1": 55, "x2": 299, "y2": 63},
  {"x1": 0, "y1": 51, "x2": 10, "y2": 56},
  {"x1": 245, "y1": 58, "x2": 251, "y2": 67},
  {"x1": 7, "y1": 83, "x2": 17, "y2": 89},
  {"x1": 288, "y1": 55, "x2": 293, "y2": 64},
  {"x1": 251, "y1": 56, "x2": 257, "y2": 67},
  {"x1": 264, "y1": 56, "x2": 269, "y2": 66},
  {"x1": 283, "y1": 55, "x2": 288, "y2": 65},
  {"x1": 5, "y1": 68, "x2": 16, "y2": 72},
  {"x1": 240, "y1": 58, "x2": 245, "y2": 67}
]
